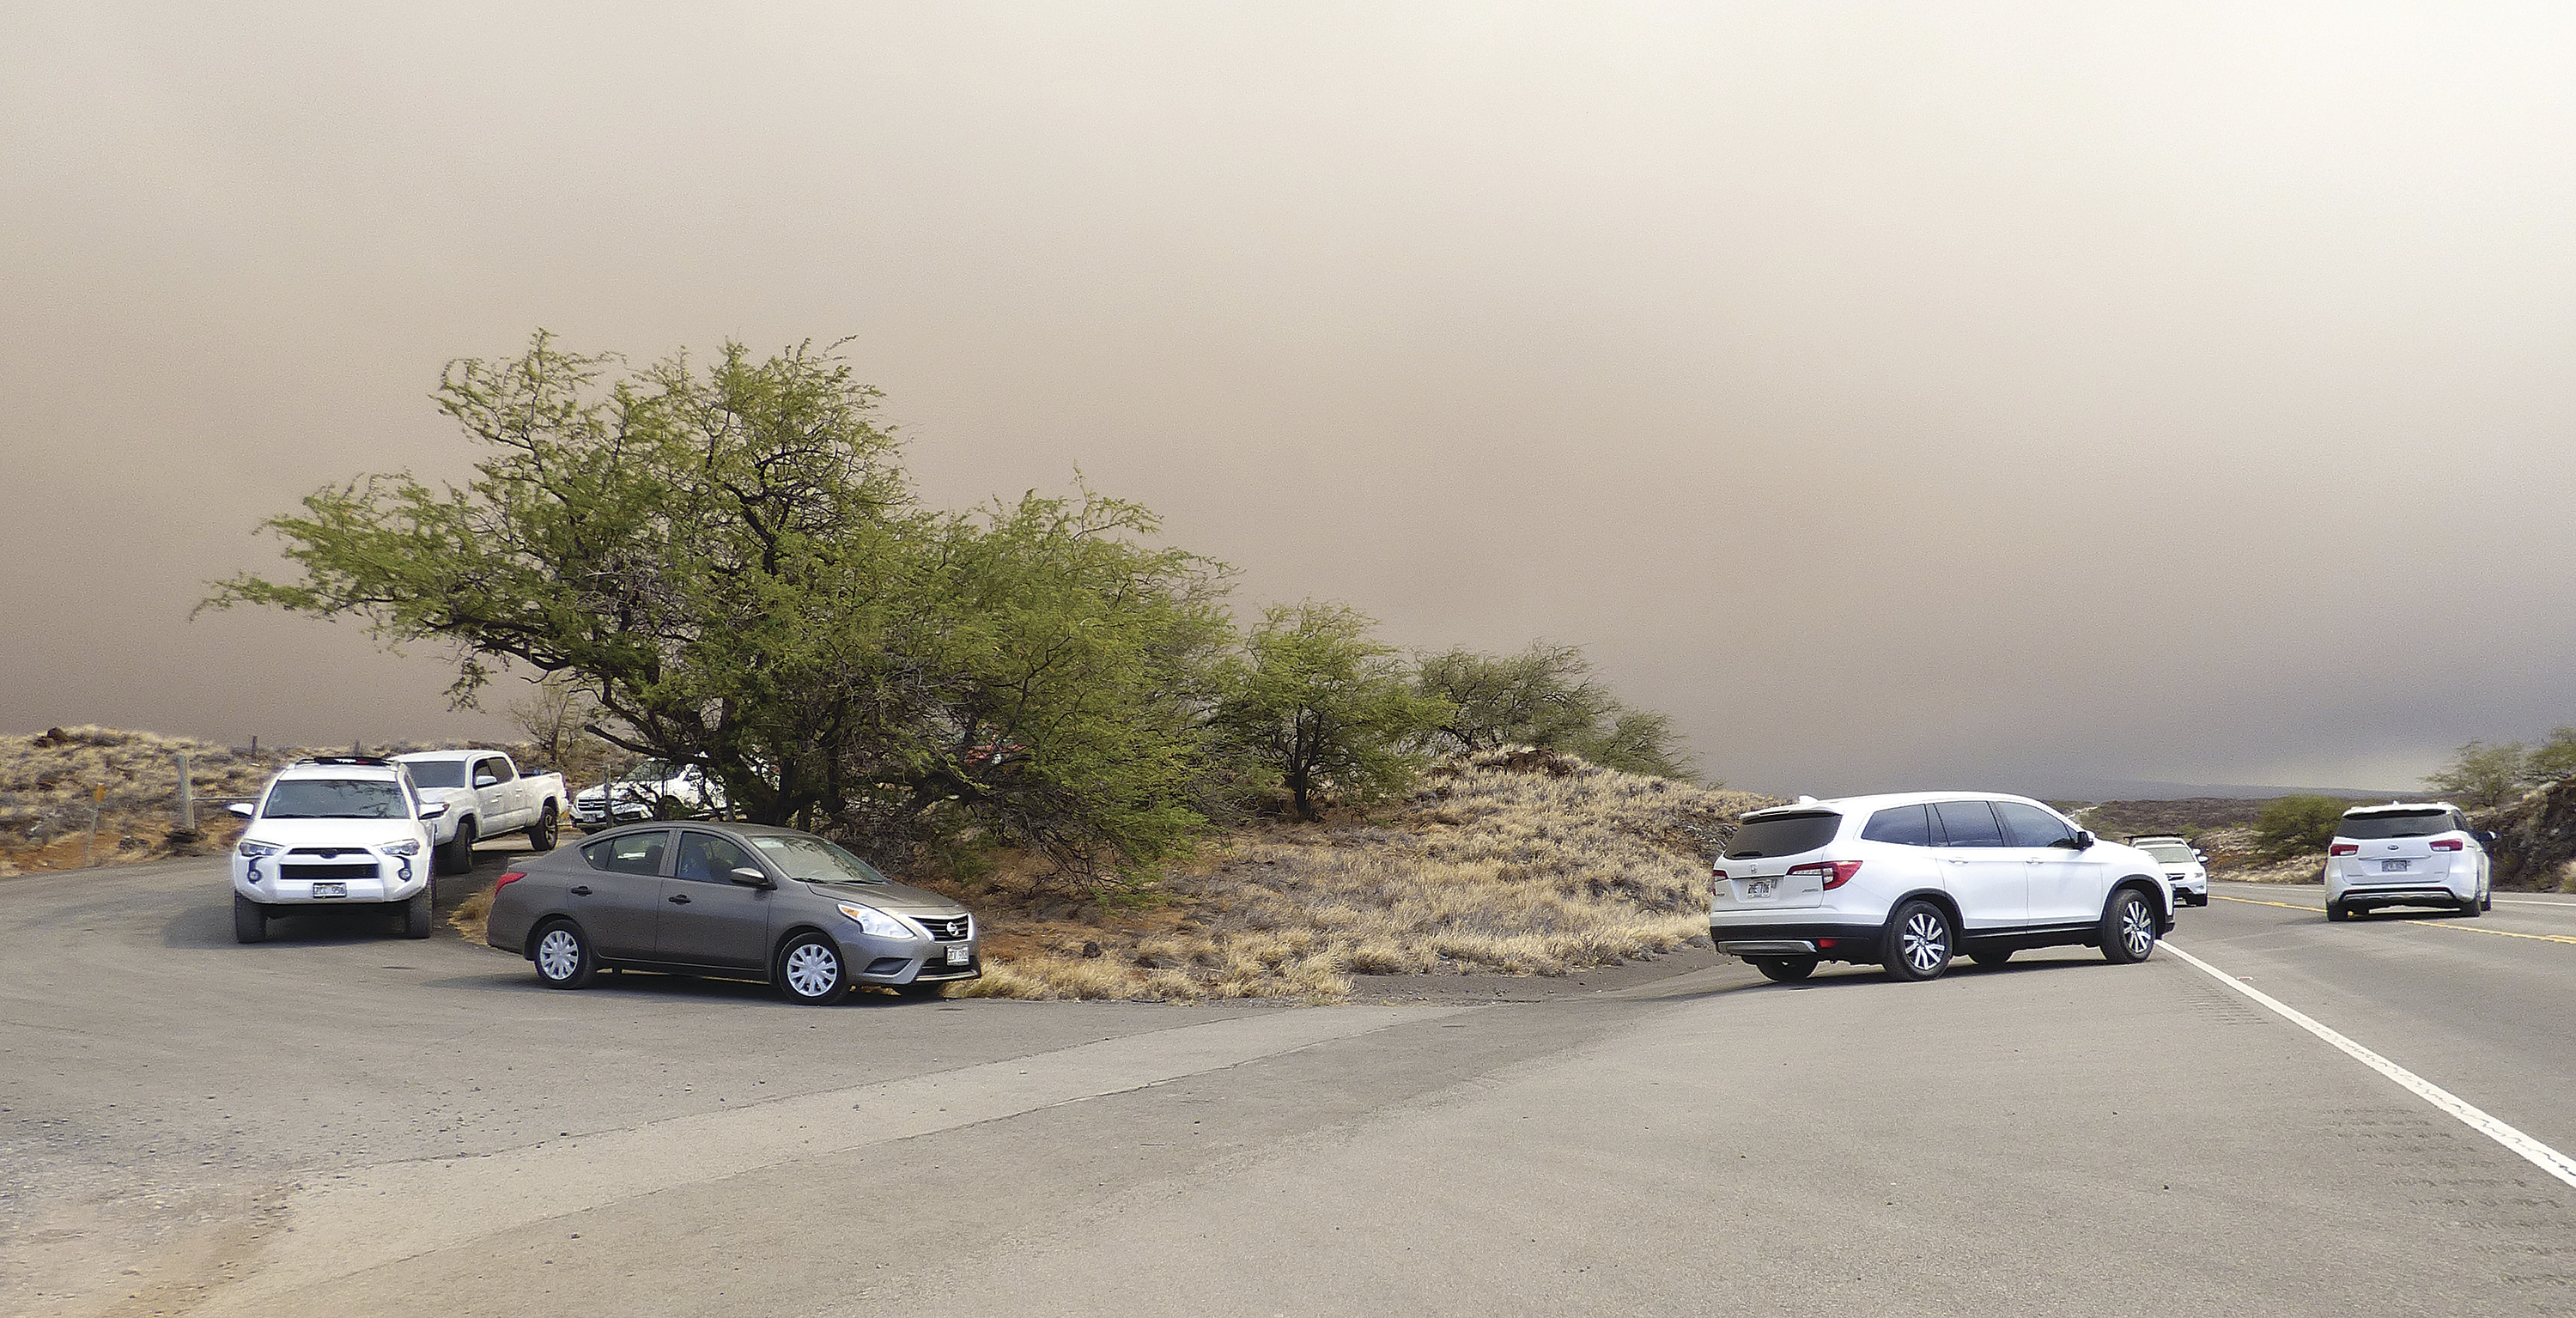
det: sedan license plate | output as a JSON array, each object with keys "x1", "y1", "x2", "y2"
[
  {"x1": 945, "y1": 944, "x2": 970, "y2": 966},
  {"x1": 2380, "y1": 859, "x2": 2409, "y2": 872},
  {"x1": 1746, "y1": 880, "x2": 1773, "y2": 899},
  {"x1": 313, "y1": 881, "x2": 348, "y2": 898}
]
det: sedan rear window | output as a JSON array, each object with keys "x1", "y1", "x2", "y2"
[
  {"x1": 2336, "y1": 809, "x2": 2458, "y2": 840},
  {"x1": 1723, "y1": 812, "x2": 1841, "y2": 859}
]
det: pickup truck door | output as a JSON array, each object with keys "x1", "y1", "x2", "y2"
[{"x1": 475, "y1": 756, "x2": 531, "y2": 829}]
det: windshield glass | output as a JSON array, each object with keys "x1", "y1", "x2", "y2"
[
  {"x1": 1723, "y1": 811, "x2": 1842, "y2": 859},
  {"x1": 750, "y1": 835, "x2": 889, "y2": 884},
  {"x1": 264, "y1": 779, "x2": 410, "y2": 819},
  {"x1": 2142, "y1": 845, "x2": 2196, "y2": 865},
  {"x1": 2338, "y1": 809, "x2": 2455, "y2": 840},
  {"x1": 619, "y1": 761, "x2": 674, "y2": 783},
  {"x1": 402, "y1": 760, "x2": 466, "y2": 788}
]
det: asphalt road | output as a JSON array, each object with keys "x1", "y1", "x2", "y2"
[{"x1": 3, "y1": 859, "x2": 2572, "y2": 1317}]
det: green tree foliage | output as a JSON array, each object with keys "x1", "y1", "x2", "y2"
[
  {"x1": 2523, "y1": 726, "x2": 2576, "y2": 784},
  {"x1": 1413, "y1": 642, "x2": 1695, "y2": 780},
  {"x1": 1211, "y1": 602, "x2": 1451, "y2": 821},
  {"x1": 202, "y1": 332, "x2": 1226, "y2": 880},
  {"x1": 2254, "y1": 795, "x2": 2349, "y2": 859},
  {"x1": 2425, "y1": 739, "x2": 2531, "y2": 809}
]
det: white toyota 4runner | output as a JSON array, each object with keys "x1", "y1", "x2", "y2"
[
  {"x1": 228, "y1": 757, "x2": 449, "y2": 943},
  {"x1": 1709, "y1": 792, "x2": 2174, "y2": 983}
]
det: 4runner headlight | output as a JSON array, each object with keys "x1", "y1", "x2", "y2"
[
  {"x1": 237, "y1": 839, "x2": 284, "y2": 858},
  {"x1": 836, "y1": 903, "x2": 911, "y2": 939},
  {"x1": 383, "y1": 841, "x2": 422, "y2": 857}
]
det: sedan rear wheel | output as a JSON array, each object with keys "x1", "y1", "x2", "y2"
[
  {"x1": 1882, "y1": 900, "x2": 1954, "y2": 981},
  {"x1": 2100, "y1": 888, "x2": 2159, "y2": 963},
  {"x1": 776, "y1": 932, "x2": 848, "y2": 1005},
  {"x1": 532, "y1": 920, "x2": 597, "y2": 989}
]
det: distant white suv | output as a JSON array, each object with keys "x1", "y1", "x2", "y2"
[
  {"x1": 2129, "y1": 835, "x2": 2210, "y2": 907},
  {"x1": 1709, "y1": 792, "x2": 2174, "y2": 983},
  {"x1": 2325, "y1": 801, "x2": 2493, "y2": 921},
  {"x1": 227, "y1": 757, "x2": 450, "y2": 944}
]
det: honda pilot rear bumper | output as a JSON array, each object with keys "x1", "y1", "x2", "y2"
[{"x1": 1710, "y1": 920, "x2": 1883, "y2": 961}]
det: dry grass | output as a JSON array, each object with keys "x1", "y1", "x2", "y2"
[{"x1": 943, "y1": 748, "x2": 1774, "y2": 1003}]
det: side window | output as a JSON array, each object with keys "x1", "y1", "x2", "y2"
[
  {"x1": 482, "y1": 756, "x2": 517, "y2": 784},
  {"x1": 1932, "y1": 800, "x2": 2008, "y2": 848},
  {"x1": 674, "y1": 832, "x2": 759, "y2": 883},
  {"x1": 1995, "y1": 802, "x2": 2077, "y2": 849},
  {"x1": 582, "y1": 830, "x2": 670, "y2": 876},
  {"x1": 1861, "y1": 805, "x2": 1935, "y2": 846}
]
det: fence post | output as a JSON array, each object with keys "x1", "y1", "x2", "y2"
[
  {"x1": 177, "y1": 751, "x2": 195, "y2": 833},
  {"x1": 82, "y1": 784, "x2": 104, "y2": 868}
]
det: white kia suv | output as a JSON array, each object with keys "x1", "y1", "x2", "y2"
[
  {"x1": 2324, "y1": 801, "x2": 2492, "y2": 921},
  {"x1": 228, "y1": 756, "x2": 451, "y2": 944},
  {"x1": 1709, "y1": 792, "x2": 2174, "y2": 983},
  {"x1": 2129, "y1": 835, "x2": 2210, "y2": 908}
]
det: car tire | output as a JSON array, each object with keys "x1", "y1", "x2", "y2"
[
  {"x1": 2482, "y1": 887, "x2": 2493, "y2": 913},
  {"x1": 2192, "y1": 893, "x2": 2211, "y2": 908},
  {"x1": 531, "y1": 920, "x2": 597, "y2": 989},
  {"x1": 775, "y1": 932, "x2": 848, "y2": 1005},
  {"x1": 2326, "y1": 900, "x2": 2350, "y2": 922},
  {"x1": 401, "y1": 878, "x2": 436, "y2": 939},
  {"x1": 437, "y1": 817, "x2": 477, "y2": 876},
  {"x1": 895, "y1": 980, "x2": 952, "y2": 999},
  {"x1": 2100, "y1": 887, "x2": 2159, "y2": 964},
  {"x1": 1970, "y1": 948, "x2": 2013, "y2": 968},
  {"x1": 1882, "y1": 900, "x2": 1954, "y2": 981},
  {"x1": 2458, "y1": 892, "x2": 2482, "y2": 918},
  {"x1": 526, "y1": 804, "x2": 559, "y2": 853},
  {"x1": 1750, "y1": 957, "x2": 1817, "y2": 983},
  {"x1": 233, "y1": 894, "x2": 269, "y2": 944}
]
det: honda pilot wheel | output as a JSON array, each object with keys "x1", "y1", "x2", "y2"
[
  {"x1": 2100, "y1": 889, "x2": 2158, "y2": 963},
  {"x1": 1751, "y1": 957, "x2": 1817, "y2": 983},
  {"x1": 1882, "y1": 901, "x2": 1954, "y2": 981},
  {"x1": 532, "y1": 920, "x2": 597, "y2": 989},
  {"x1": 776, "y1": 932, "x2": 848, "y2": 1005}
]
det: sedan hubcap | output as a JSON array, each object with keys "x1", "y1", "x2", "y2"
[
  {"x1": 1901, "y1": 912, "x2": 1948, "y2": 974},
  {"x1": 537, "y1": 929, "x2": 580, "y2": 980},
  {"x1": 785, "y1": 943, "x2": 840, "y2": 997}
]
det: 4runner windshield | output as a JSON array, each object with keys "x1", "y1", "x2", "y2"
[
  {"x1": 1723, "y1": 811, "x2": 1842, "y2": 859},
  {"x1": 263, "y1": 780, "x2": 410, "y2": 820},
  {"x1": 749, "y1": 835, "x2": 890, "y2": 884},
  {"x1": 2337, "y1": 809, "x2": 2457, "y2": 840}
]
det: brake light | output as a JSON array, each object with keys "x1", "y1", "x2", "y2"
[
  {"x1": 1710, "y1": 870, "x2": 1728, "y2": 881},
  {"x1": 2430, "y1": 839, "x2": 2464, "y2": 852},
  {"x1": 494, "y1": 871, "x2": 526, "y2": 896},
  {"x1": 2329, "y1": 844, "x2": 2358, "y2": 856},
  {"x1": 1789, "y1": 859, "x2": 1862, "y2": 890}
]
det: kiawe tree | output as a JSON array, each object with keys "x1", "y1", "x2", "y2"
[
  {"x1": 1414, "y1": 641, "x2": 1696, "y2": 780},
  {"x1": 1210, "y1": 602, "x2": 1450, "y2": 821}
]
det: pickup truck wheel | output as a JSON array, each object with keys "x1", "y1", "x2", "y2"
[
  {"x1": 233, "y1": 895, "x2": 269, "y2": 944},
  {"x1": 1750, "y1": 957, "x2": 1816, "y2": 983},
  {"x1": 526, "y1": 804, "x2": 559, "y2": 853},
  {"x1": 437, "y1": 817, "x2": 477, "y2": 876},
  {"x1": 401, "y1": 878, "x2": 435, "y2": 938},
  {"x1": 532, "y1": 920, "x2": 597, "y2": 988},
  {"x1": 2100, "y1": 887, "x2": 2159, "y2": 963},
  {"x1": 1882, "y1": 900, "x2": 1954, "y2": 981}
]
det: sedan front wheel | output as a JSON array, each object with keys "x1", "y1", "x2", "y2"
[{"x1": 775, "y1": 932, "x2": 848, "y2": 1005}]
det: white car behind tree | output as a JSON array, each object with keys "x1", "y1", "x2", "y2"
[
  {"x1": 392, "y1": 750, "x2": 572, "y2": 874},
  {"x1": 569, "y1": 759, "x2": 728, "y2": 832}
]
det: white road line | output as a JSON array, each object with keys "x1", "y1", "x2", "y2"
[
  {"x1": 2161, "y1": 940, "x2": 2576, "y2": 1192},
  {"x1": 2495, "y1": 898, "x2": 2575, "y2": 908}
]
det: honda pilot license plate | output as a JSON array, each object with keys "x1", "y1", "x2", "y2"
[
  {"x1": 1747, "y1": 880, "x2": 1773, "y2": 898},
  {"x1": 945, "y1": 944, "x2": 969, "y2": 966},
  {"x1": 2380, "y1": 859, "x2": 2408, "y2": 872},
  {"x1": 313, "y1": 881, "x2": 348, "y2": 898}
]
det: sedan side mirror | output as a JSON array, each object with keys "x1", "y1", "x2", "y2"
[
  {"x1": 728, "y1": 866, "x2": 772, "y2": 888},
  {"x1": 227, "y1": 802, "x2": 254, "y2": 819}
]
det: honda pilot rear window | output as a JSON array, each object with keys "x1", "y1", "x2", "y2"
[
  {"x1": 2336, "y1": 809, "x2": 2458, "y2": 840},
  {"x1": 1723, "y1": 811, "x2": 1841, "y2": 859}
]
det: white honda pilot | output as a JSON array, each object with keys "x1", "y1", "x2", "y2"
[
  {"x1": 1709, "y1": 792, "x2": 2174, "y2": 983},
  {"x1": 2324, "y1": 801, "x2": 2492, "y2": 921},
  {"x1": 228, "y1": 756, "x2": 450, "y2": 944}
]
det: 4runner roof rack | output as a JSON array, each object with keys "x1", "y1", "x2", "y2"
[{"x1": 294, "y1": 756, "x2": 395, "y2": 768}]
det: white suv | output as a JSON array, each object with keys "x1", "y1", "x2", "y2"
[
  {"x1": 1709, "y1": 792, "x2": 2174, "y2": 983},
  {"x1": 2129, "y1": 835, "x2": 2210, "y2": 907},
  {"x1": 2324, "y1": 801, "x2": 2492, "y2": 921},
  {"x1": 227, "y1": 757, "x2": 452, "y2": 944}
]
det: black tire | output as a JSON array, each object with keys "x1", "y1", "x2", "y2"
[
  {"x1": 400, "y1": 878, "x2": 436, "y2": 939},
  {"x1": 531, "y1": 920, "x2": 597, "y2": 989},
  {"x1": 2100, "y1": 887, "x2": 2159, "y2": 964},
  {"x1": 1970, "y1": 948, "x2": 2013, "y2": 968},
  {"x1": 2190, "y1": 893, "x2": 2211, "y2": 908},
  {"x1": 437, "y1": 817, "x2": 477, "y2": 876},
  {"x1": 2481, "y1": 887, "x2": 2493, "y2": 913},
  {"x1": 1882, "y1": 900, "x2": 1954, "y2": 981},
  {"x1": 1750, "y1": 957, "x2": 1818, "y2": 983},
  {"x1": 2326, "y1": 900, "x2": 2350, "y2": 922},
  {"x1": 526, "y1": 803, "x2": 559, "y2": 853},
  {"x1": 775, "y1": 932, "x2": 848, "y2": 1005},
  {"x1": 2458, "y1": 892, "x2": 2482, "y2": 918},
  {"x1": 233, "y1": 894, "x2": 269, "y2": 944},
  {"x1": 894, "y1": 980, "x2": 951, "y2": 999}
]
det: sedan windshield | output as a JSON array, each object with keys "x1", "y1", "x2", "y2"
[
  {"x1": 264, "y1": 780, "x2": 410, "y2": 819},
  {"x1": 750, "y1": 835, "x2": 890, "y2": 884}
]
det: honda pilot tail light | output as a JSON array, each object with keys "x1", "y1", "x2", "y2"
[
  {"x1": 1788, "y1": 859, "x2": 1863, "y2": 890},
  {"x1": 2329, "y1": 844, "x2": 2359, "y2": 857},
  {"x1": 2430, "y1": 839, "x2": 2464, "y2": 852}
]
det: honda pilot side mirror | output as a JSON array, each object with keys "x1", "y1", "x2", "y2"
[
  {"x1": 729, "y1": 866, "x2": 772, "y2": 888},
  {"x1": 2058, "y1": 829, "x2": 2095, "y2": 849},
  {"x1": 227, "y1": 802, "x2": 254, "y2": 819}
]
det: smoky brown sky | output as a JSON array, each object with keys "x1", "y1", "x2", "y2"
[{"x1": 6, "y1": 2, "x2": 2575, "y2": 797}]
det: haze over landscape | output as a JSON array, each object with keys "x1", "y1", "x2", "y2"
[{"x1": 6, "y1": 2, "x2": 2573, "y2": 798}]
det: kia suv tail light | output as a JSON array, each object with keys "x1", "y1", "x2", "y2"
[
  {"x1": 2429, "y1": 839, "x2": 2464, "y2": 852},
  {"x1": 2329, "y1": 844, "x2": 2359, "y2": 856},
  {"x1": 1789, "y1": 859, "x2": 1862, "y2": 890}
]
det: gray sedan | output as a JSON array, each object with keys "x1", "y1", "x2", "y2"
[{"x1": 485, "y1": 822, "x2": 980, "y2": 1003}]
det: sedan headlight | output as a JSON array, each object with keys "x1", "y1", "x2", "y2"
[
  {"x1": 383, "y1": 841, "x2": 422, "y2": 857},
  {"x1": 237, "y1": 838, "x2": 284, "y2": 858},
  {"x1": 836, "y1": 903, "x2": 912, "y2": 939}
]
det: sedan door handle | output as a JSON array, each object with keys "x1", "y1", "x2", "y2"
[
  {"x1": 668, "y1": 893, "x2": 692, "y2": 905},
  {"x1": 568, "y1": 885, "x2": 592, "y2": 896}
]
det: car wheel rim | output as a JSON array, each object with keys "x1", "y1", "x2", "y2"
[
  {"x1": 785, "y1": 943, "x2": 840, "y2": 998},
  {"x1": 1901, "y1": 911, "x2": 1947, "y2": 974},
  {"x1": 2121, "y1": 901, "x2": 2154, "y2": 957},
  {"x1": 537, "y1": 929, "x2": 580, "y2": 981}
]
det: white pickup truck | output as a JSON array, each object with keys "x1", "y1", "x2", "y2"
[{"x1": 391, "y1": 750, "x2": 574, "y2": 874}]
